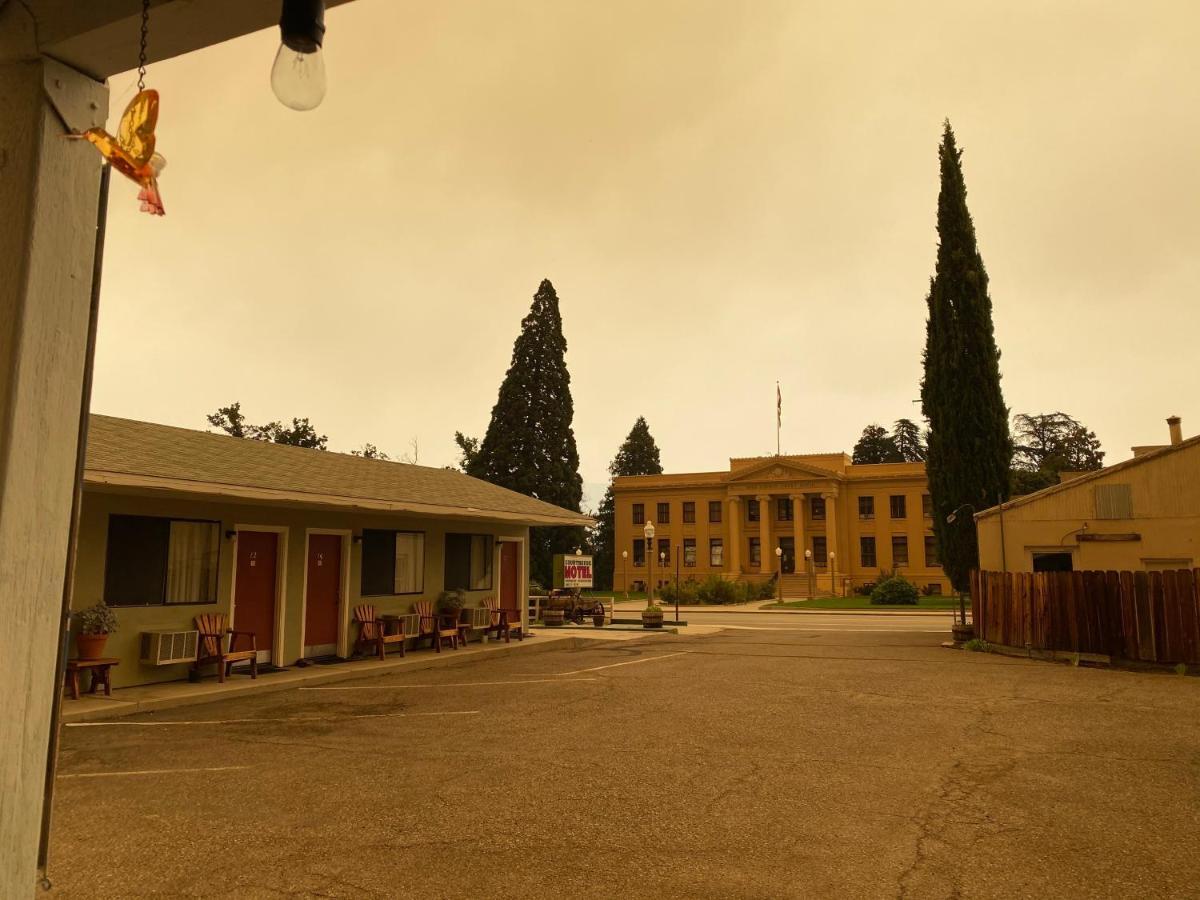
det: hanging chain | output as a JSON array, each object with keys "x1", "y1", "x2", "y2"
[{"x1": 137, "y1": 0, "x2": 150, "y2": 91}]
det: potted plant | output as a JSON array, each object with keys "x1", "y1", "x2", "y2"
[
  {"x1": 74, "y1": 600, "x2": 118, "y2": 659},
  {"x1": 592, "y1": 599, "x2": 606, "y2": 629},
  {"x1": 437, "y1": 589, "x2": 466, "y2": 621},
  {"x1": 642, "y1": 602, "x2": 664, "y2": 629},
  {"x1": 543, "y1": 590, "x2": 566, "y2": 627}
]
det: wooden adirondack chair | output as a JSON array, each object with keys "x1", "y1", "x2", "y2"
[
  {"x1": 483, "y1": 595, "x2": 524, "y2": 643},
  {"x1": 192, "y1": 614, "x2": 257, "y2": 683},
  {"x1": 413, "y1": 599, "x2": 458, "y2": 652},
  {"x1": 354, "y1": 604, "x2": 406, "y2": 660}
]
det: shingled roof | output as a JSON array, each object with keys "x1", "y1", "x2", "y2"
[{"x1": 84, "y1": 415, "x2": 592, "y2": 527}]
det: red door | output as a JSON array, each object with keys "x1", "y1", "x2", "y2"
[
  {"x1": 305, "y1": 533, "x2": 342, "y2": 651},
  {"x1": 500, "y1": 541, "x2": 520, "y2": 609},
  {"x1": 234, "y1": 531, "x2": 278, "y2": 655}
]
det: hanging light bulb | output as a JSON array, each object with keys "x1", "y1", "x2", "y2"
[{"x1": 271, "y1": 0, "x2": 327, "y2": 110}]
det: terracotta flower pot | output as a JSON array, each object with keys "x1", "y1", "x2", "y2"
[
  {"x1": 76, "y1": 632, "x2": 109, "y2": 660},
  {"x1": 543, "y1": 608, "x2": 565, "y2": 627}
]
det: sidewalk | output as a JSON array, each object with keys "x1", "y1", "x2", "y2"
[
  {"x1": 610, "y1": 599, "x2": 955, "y2": 615},
  {"x1": 59, "y1": 631, "x2": 650, "y2": 724}
]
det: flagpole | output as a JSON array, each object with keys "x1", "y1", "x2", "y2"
[{"x1": 776, "y1": 381, "x2": 781, "y2": 456}]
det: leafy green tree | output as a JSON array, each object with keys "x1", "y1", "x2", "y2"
[
  {"x1": 1011, "y1": 412, "x2": 1104, "y2": 494},
  {"x1": 206, "y1": 403, "x2": 328, "y2": 449},
  {"x1": 852, "y1": 424, "x2": 902, "y2": 464},
  {"x1": 352, "y1": 443, "x2": 390, "y2": 460},
  {"x1": 594, "y1": 417, "x2": 664, "y2": 590},
  {"x1": 457, "y1": 279, "x2": 584, "y2": 584},
  {"x1": 206, "y1": 402, "x2": 251, "y2": 438},
  {"x1": 892, "y1": 418, "x2": 927, "y2": 462},
  {"x1": 920, "y1": 121, "x2": 1012, "y2": 593}
]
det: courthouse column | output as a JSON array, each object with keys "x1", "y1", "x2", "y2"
[
  {"x1": 726, "y1": 496, "x2": 742, "y2": 574},
  {"x1": 822, "y1": 491, "x2": 840, "y2": 593},
  {"x1": 757, "y1": 493, "x2": 773, "y2": 574}
]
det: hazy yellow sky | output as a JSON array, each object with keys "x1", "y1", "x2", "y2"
[{"x1": 92, "y1": 0, "x2": 1200, "y2": 506}]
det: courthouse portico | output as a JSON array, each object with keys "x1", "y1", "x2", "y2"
[{"x1": 613, "y1": 453, "x2": 949, "y2": 597}]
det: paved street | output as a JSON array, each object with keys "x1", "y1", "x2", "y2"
[{"x1": 49, "y1": 623, "x2": 1200, "y2": 899}]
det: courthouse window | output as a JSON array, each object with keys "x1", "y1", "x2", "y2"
[
  {"x1": 922, "y1": 494, "x2": 933, "y2": 518},
  {"x1": 444, "y1": 533, "x2": 493, "y2": 591},
  {"x1": 748, "y1": 500, "x2": 760, "y2": 522},
  {"x1": 362, "y1": 529, "x2": 425, "y2": 595},
  {"x1": 890, "y1": 495, "x2": 907, "y2": 519},
  {"x1": 810, "y1": 497, "x2": 826, "y2": 520},
  {"x1": 892, "y1": 535, "x2": 909, "y2": 566},
  {"x1": 860, "y1": 536, "x2": 877, "y2": 568},
  {"x1": 777, "y1": 498, "x2": 792, "y2": 521},
  {"x1": 657, "y1": 502, "x2": 671, "y2": 524},
  {"x1": 749, "y1": 538, "x2": 761, "y2": 567},
  {"x1": 682, "y1": 502, "x2": 696, "y2": 524},
  {"x1": 924, "y1": 535, "x2": 940, "y2": 567},
  {"x1": 633, "y1": 539, "x2": 646, "y2": 566},
  {"x1": 683, "y1": 538, "x2": 697, "y2": 567},
  {"x1": 708, "y1": 501, "x2": 722, "y2": 524},
  {"x1": 632, "y1": 503, "x2": 645, "y2": 525},
  {"x1": 709, "y1": 538, "x2": 724, "y2": 567},
  {"x1": 104, "y1": 515, "x2": 220, "y2": 606},
  {"x1": 658, "y1": 539, "x2": 671, "y2": 564},
  {"x1": 858, "y1": 496, "x2": 875, "y2": 520},
  {"x1": 812, "y1": 536, "x2": 828, "y2": 565}
]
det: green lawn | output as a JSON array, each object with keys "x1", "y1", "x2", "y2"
[{"x1": 767, "y1": 595, "x2": 963, "y2": 610}]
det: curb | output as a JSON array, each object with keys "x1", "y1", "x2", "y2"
[{"x1": 61, "y1": 635, "x2": 589, "y2": 724}]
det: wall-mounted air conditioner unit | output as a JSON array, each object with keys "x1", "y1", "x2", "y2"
[{"x1": 140, "y1": 630, "x2": 199, "y2": 665}]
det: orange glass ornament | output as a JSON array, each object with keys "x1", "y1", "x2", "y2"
[{"x1": 75, "y1": 89, "x2": 166, "y2": 216}]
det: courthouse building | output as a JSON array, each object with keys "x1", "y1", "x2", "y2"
[{"x1": 612, "y1": 453, "x2": 949, "y2": 596}]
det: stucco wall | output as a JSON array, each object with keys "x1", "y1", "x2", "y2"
[
  {"x1": 71, "y1": 488, "x2": 529, "y2": 689},
  {"x1": 977, "y1": 442, "x2": 1200, "y2": 572}
]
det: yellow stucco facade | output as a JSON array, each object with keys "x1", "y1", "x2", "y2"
[
  {"x1": 977, "y1": 423, "x2": 1200, "y2": 573},
  {"x1": 612, "y1": 453, "x2": 950, "y2": 596}
]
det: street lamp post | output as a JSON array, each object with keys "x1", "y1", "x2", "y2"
[
  {"x1": 829, "y1": 550, "x2": 837, "y2": 596},
  {"x1": 643, "y1": 521, "x2": 656, "y2": 605},
  {"x1": 674, "y1": 545, "x2": 681, "y2": 623},
  {"x1": 621, "y1": 550, "x2": 628, "y2": 601},
  {"x1": 805, "y1": 548, "x2": 814, "y2": 598},
  {"x1": 774, "y1": 546, "x2": 783, "y2": 602}
]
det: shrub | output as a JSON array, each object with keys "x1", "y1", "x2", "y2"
[
  {"x1": 854, "y1": 582, "x2": 876, "y2": 597},
  {"x1": 528, "y1": 579, "x2": 547, "y2": 596},
  {"x1": 658, "y1": 578, "x2": 699, "y2": 605},
  {"x1": 963, "y1": 638, "x2": 991, "y2": 653},
  {"x1": 870, "y1": 576, "x2": 919, "y2": 605},
  {"x1": 75, "y1": 600, "x2": 119, "y2": 635},
  {"x1": 696, "y1": 575, "x2": 740, "y2": 605}
]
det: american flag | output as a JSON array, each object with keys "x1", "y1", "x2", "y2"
[{"x1": 776, "y1": 382, "x2": 782, "y2": 427}]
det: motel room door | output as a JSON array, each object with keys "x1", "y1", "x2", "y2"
[
  {"x1": 304, "y1": 533, "x2": 342, "y2": 658},
  {"x1": 234, "y1": 531, "x2": 279, "y2": 663},
  {"x1": 500, "y1": 541, "x2": 520, "y2": 613}
]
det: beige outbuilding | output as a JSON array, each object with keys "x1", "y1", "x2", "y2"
[{"x1": 976, "y1": 417, "x2": 1199, "y2": 573}]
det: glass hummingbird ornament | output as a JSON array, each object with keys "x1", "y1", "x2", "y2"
[{"x1": 73, "y1": 89, "x2": 167, "y2": 216}]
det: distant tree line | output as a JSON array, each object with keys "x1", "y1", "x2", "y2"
[{"x1": 206, "y1": 402, "x2": 418, "y2": 461}]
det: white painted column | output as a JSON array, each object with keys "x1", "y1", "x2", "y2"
[
  {"x1": 727, "y1": 496, "x2": 742, "y2": 575},
  {"x1": 757, "y1": 493, "x2": 772, "y2": 575},
  {"x1": 0, "y1": 8, "x2": 108, "y2": 891}
]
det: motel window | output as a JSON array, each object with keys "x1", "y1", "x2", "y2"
[
  {"x1": 708, "y1": 500, "x2": 722, "y2": 524},
  {"x1": 710, "y1": 538, "x2": 724, "y2": 567},
  {"x1": 890, "y1": 495, "x2": 907, "y2": 519},
  {"x1": 658, "y1": 539, "x2": 671, "y2": 564},
  {"x1": 683, "y1": 538, "x2": 697, "y2": 567},
  {"x1": 812, "y1": 536, "x2": 827, "y2": 566},
  {"x1": 924, "y1": 535, "x2": 940, "y2": 567},
  {"x1": 632, "y1": 503, "x2": 645, "y2": 525},
  {"x1": 103, "y1": 515, "x2": 220, "y2": 606},
  {"x1": 749, "y1": 537, "x2": 761, "y2": 567},
  {"x1": 683, "y1": 501, "x2": 696, "y2": 524},
  {"x1": 748, "y1": 499, "x2": 760, "y2": 523},
  {"x1": 810, "y1": 497, "x2": 826, "y2": 521},
  {"x1": 892, "y1": 535, "x2": 909, "y2": 566},
  {"x1": 860, "y1": 536, "x2": 877, "y2": 568},
  {"x1": 361, "y1": 529, "x2": 426, "y2": 596},
  {"x1": 777, "y1": 498, "x2": 792, "y2": 521},
  {"x1": 657, "y1": 502, "x2": 671, "y2": 524},
  {"x1": 444, "y1": 533, "x2": 494, "y2": 591},
  {"x1": 922, "y1": 494, "x2": 933, "y2": 518},
  {"x1": 858, "y1": 496, "x2": 875, "y2": 520},
  {"x1": 633, "y1": 539, "x2": 646, "y2": 566}
]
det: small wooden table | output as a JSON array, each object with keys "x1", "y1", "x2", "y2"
[{"x1": 65, "y1": 658, "x2": 119, "y2": 700}]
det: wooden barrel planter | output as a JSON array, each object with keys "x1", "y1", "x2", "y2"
[
  {"x1": 543, "y1": 608, "x2": 565, "y2": 627},
  {"x1": 642, "y1": 608, "x2": 663, "y2": 629}
]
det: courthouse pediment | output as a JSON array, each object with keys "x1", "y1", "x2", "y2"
[{"x1": 726, "y1": 458, "x2": 841, "y2": 483}]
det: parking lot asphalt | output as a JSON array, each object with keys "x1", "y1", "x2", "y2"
[{"x1": 47, "y1": 624, "x2": 1200, "y2": 899}]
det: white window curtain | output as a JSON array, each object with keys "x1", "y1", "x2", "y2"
[
  {"x1": 165, "y1": 521, "x2": 219, "y2": 603},
  {"x1": 394, "y1": 533, "x2": 424, "y2": 594},
  {"x1": 470, "y1": 535, "x2": 493, "y2": 590}
]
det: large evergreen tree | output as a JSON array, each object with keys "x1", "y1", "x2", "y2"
[
  {"x1": 892, "y1": 418, "x2": 928, "y2": 462},
  {"x1": 594, "y1": 417, "x2": 663, "y2": 589},
  {"x1": 1011, "y1": 411, "x2": 1104, "y2": 495},
  {"x1": 456, "y1": 279, "x2": 583, "y2": 585},
  {"x1": 852, "y1": 424, "x2": 902, "y2": 464},
  {"x1": 920, "y1": 122, "x2": 1012, "y2": 593}
]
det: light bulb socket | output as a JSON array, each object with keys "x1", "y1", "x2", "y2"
[{"x1": 280, "y1": 0, "x2": 325, "y2": 53}]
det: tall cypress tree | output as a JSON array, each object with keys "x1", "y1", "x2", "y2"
[
  {"x1": 920, "y1": 122, "x2": 1011, "y2": 593},
  {"x1": 594, "y1": 417, "x2": 663, "y2": 589},
  {"x1": 457, "y1": 279, "x2": 583, "y2": 585}
]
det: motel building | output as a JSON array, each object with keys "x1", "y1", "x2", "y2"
[
  {"x1": 72, "y1": 415, "x2": 591, "y2": 690},
  {"x1": 612, "y1": 453, "x2": 950, "y2": 597}
]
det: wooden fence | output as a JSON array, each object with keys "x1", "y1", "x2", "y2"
[{"x1": 971, "y1": 569, "x2": 1200, "y2": 665}]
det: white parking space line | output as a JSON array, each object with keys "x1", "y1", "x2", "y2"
[
  {"x1": 517, "y1": 650, "x2": 692, "y2": 677},
  {"x1": 59, "y1": 766, "x2": 250, "y2": 779},
  {"x1": 716, "y1": 624, "x2": 948, "y2": 633},
  {"x1": 66, "y1": 711, "x2": 480, "y2": 728},
  {"x1": 301, "y1": 678, "x2": 599, "y2": 691}
]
